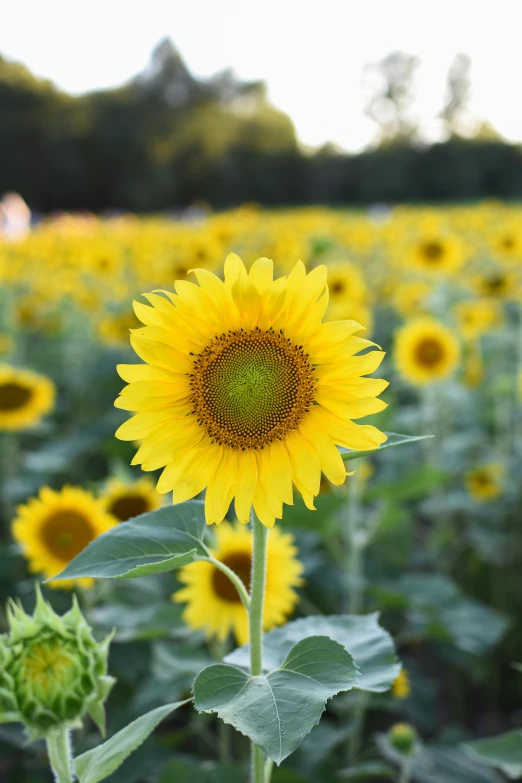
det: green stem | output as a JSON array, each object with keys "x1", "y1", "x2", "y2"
[
  {"x1": 265, "y1": 757, "x2": 274, "y2": 782},
  {"x1": 200, "y1": 556, "x2": 251, "y2": 610},
  {"x1": 249, "y1": 511, "x2": 269, "y2": 783},
  {"x1": 399, "y1": 756, "x2": 412, "y2": 783},
  {"x1": 46, "y1": 728, "x2": 74, "y2": 783}
]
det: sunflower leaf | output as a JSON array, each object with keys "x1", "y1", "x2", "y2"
[
  {"x1": 193, "y1": 635, "x2": 359, "y2": 764},
  {"x1": 463, "y1": 730, "x2": 522, "y2": 779},
  {"x1": 340, "y1": 432, "x2": 433, "y2": 462},
  {"x1": 51, "y1": 501, "x2": 207, "y2": 581},
  {"x1": 74, "y1": 700, "x2": 189, "y2": 783},
  {"x1": 225, "y1": 613, "x2": 400, "y2": 692}
]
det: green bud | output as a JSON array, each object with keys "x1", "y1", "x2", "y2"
[
  {"x1": 389, "y1": 722, "x2": 417, "y2": 755},
  {"x1": 0, "y1": 586, "x2": 114, "y2": 740}
]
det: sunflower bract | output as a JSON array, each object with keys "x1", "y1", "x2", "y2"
[{"x1": 115, "y1": 254, "x2": 388, "y2": 527}]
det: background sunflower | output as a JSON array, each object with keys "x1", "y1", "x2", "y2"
[{"x1": 174, "y1": 521, "x2": 304, "y2": 644}]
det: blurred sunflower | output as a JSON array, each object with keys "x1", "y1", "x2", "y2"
[
  {"x1": 393, "y1": 280, "x2": 431, "y2": 317},
  {"x1": 392, "y1": 669, "x2": 411, "y2": 700},
  {"x1": 325, "y1": 261, "x2": 368, "y2": 320},
  {"x1": 101, "y1": 477, "x2": 162, "y2": 522},
  {"x1": 0, "y1": 365, "x2": 55, "y2": 431},
  {"x1": 98, "y1": 310, "x2": 142, "y2": 347},
  {"x1": 491, "y1": 229, "x2": 522, "y2": 262},
  {"x1": 115, "y1": 254, "x2": 388, "y2": 528},
  {"x1": 12, "y1": 486, "x2": 116, "y2": 589},
  {"x1": 394, "y1": 318, "x2": 460, "y2": 385},
  {"x1": 465, "y1": 464, "x2": 504, "y2": 502},
  {"x1": 454, "y1": 299, "x2": 503, "y2": 340},
  {"x1": 473, "y1": 269, "x2": 518, "y2": 300},
  {"x1": 174, "y1": 521, "x2": 303, "y2": 644},
  {"x1": 406, "y1": 235, "x2": 465, "y2": 275}
]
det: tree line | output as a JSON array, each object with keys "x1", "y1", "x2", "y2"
[{"x1": 1, "y1": 41, "x2": 522, "y2": 212}]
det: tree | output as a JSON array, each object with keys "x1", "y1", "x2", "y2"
[
  {"x1": 362, "y1": 51, "x2": 419, "y2": 146},
  {"x1": 441, "y1": 53, "x2": 473, "y2": 138}
]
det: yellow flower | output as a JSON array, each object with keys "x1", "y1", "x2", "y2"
[
  {"x1": 392, "y1": 669, "x2": 411, "y2": 699},
  {"x1": 393, "y1": 281, "x2": 431, "y2": 317},
  {"x1": 325, "y1": 261, "x2": 368, "y2": 321},
  {"x1": 174, "y1": 522, "x2": 304, "y2": 644},
  {"x1": 98, "y1": 310, "x2": 142, "y2": 347},
  {"x1": 473, "y1": 269, "x2": 518, "y2": 300},
  {"x1": 115, "y1": 255, "x2": 388, "y2": 527},
  {"x1": 454, "y1": 299, "x2": 503, "y2": 340},
  {"x1": 406, "y1": 235, "x2": 465, "y2": 275},
  {"x1": 101, "y1": 477, "x2": 162, "y2": 522},
  {"x1": 12, "y1": 486, "x2": 116, "y2": 589},
  {"x1": 491, "y1": 228, "x2": 522, "y2": 262},
  {"x1": 394, "y1": 318, "x2": 460, "y2": 386},
  {"x1": 0, "y1": 365, "x2": 55, "y2": 431},
  {"x1": 465, "y1": 464, "x2": 504, "y2": 502}
]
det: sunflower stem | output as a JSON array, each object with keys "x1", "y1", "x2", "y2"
[
  {"x1": 398, "y1": 756, "x2": 413, "y2": 783},
  {"x1": 249, "y1": 511, "x2": 268, "y2": 783},
  {"x1": 46, "y1": 727, "x2": 74, "y2": 783},
  {"x1": 200, "y1": 556, "x2": 251, "y2": 610},
  {"x1": 346, "y1": 469, "x2": 363, "y2": 615}
]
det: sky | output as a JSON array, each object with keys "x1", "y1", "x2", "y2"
[{"x1": 1, "y1": 0, "x2": 520, "y2": 151}]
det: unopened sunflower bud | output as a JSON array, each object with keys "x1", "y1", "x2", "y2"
[
  {"x1": 389, "y1": 723, "x2": 417, "y2": 755},
  {"x1": 0, "y1": 586, "x2": 114, "y2": 740}
]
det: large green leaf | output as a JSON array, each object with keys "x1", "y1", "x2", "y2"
[
  {"x1": 194, "y1": 636, "x2": 359, "y2": 764},
  {"x1": 74, "y1": 701, "x2": 189, "y2": 783},
  {"x1": 226, "y1": 613, "x2": 400, "y2": 692},
  {"x1": 52, "y1": 501, "x2": 207, "y2": 582},
  {"x1": 340, "y1": 432, "x2": 433, "y2": 462},
  {"x1": 463, "y1": 730, "x2": 522, "y2": 779}
]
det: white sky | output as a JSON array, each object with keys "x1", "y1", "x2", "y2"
[{"x1": 1, "y1": 0, "x2": 520, "y2": 151}]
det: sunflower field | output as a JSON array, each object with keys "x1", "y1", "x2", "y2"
[{"x1": 1, "y1": 202, "x2": 522, "y2": 783}]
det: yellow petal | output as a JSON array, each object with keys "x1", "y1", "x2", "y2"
[
  {"x1": 234, "y1": 450, "x2": 258, "y2": 523},
  {"x1": 284, "y1": 431, "x2": 321, "y2": 496}
]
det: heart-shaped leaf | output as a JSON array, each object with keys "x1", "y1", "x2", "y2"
[
  {"x1": 226, "y1": 613, "x2": 400, "y2": 692},
  {"x1": 340, "y1": 432, "x2": 433, "y2": 462},
  {"x1": 74, "y1": 700, "x2": 189, "y2": 783},
  {"x1": 52, "y1": 501, "x2": 207, "y2": 582},
  {"x1": 194, "y1": 635, "x2": 359, "y2": 764},
  {"x1": 463, "y1": 730, "x2": 522, "y2": 779}
]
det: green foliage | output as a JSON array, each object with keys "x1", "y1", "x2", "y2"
[
  {"x1": 194, "y1": 636, "x2": 358, "y2": 764},
  {"x1": 225, "y1": 614, "x2": 400, "y2": 692},
  {"x1": 53, "y1": 501, "x2": 208, "y2": 582},
  {"x1": 74, "y1": 701, "x2": 189, "y2": 783},
  {"x1": 463, "y1": 730, "x2": 522, "y2": 779}
]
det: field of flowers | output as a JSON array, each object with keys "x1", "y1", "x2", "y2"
[{"x1": 0, "y1": 202, "x2": 521, "y2": 783}]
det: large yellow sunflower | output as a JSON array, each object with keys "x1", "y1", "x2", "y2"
[
  {"x1": 0, "y1": 365, "x2": 55, "y2": 431},
  {"x1": 394, "y1": 318, "x2": 460, "y2": 386},
  {"x1": 174, "y1": 521, "x2": 304, "y2": 644},
  {"x1": 12, "y1": 486, "x2": 116, "y2": 589},
  {"x1": 101, "y1": 477, "x2": 162, "y2": 522},
  {"x1": 115, "y1": 255, "x2": 388, "y2": 527}
]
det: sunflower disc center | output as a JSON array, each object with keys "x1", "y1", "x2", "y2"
[
  {"x1": 415, "y1": 337, "x2": 444, "y2": 368},
  {"x1": 212, "y1": 552, "x2": 252, "y2": 603},
  {"x1": 0, "y1": 382, "x2": 32, "y2": 411},
  {"x1": 108, "y1": 494, "x2": 150, "y2": 522},
  {"x1": 41, "y1": 510, "x2": 95, "y2": 561},
  {"x1": 189, "y1": 327, "x2": 316, "y2": 450}
]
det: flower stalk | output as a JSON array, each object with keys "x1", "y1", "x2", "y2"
[
  {"x1": 46, "y1": 728, "x2": 74, "y2": 783},
  {"x1": 249, "y1": 511, "x2": 269, "y2": 783}
]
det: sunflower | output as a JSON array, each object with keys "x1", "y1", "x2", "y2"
[
  {"x1": 12, "y1": 486, "x2": 116, "y2": 589},
  {"x1": 465, "y1": 464, "x2": 504, "y2": 502},
  {"x1": 115, "y1": 254, "x2": 388, "y2": 527},
  {"x1": 473, "y1": 269, "x2": 518, "y2": 300},
  {"x1": 392, "y1": 669, "x2": 411, "y2": 700},
  {"x1": 326, "y1": 261, "x2": 368, "y2": 318},
  {"x1": 406, "y1": 235, "x2": 465, "y2": 275},
  {"x1": 98, "y1": 310, "x2": 142, "y2": 347},
  {"x1": 0, "y1": 365, "x2": 55, "y2": 431},
  {"x1": 174, "y1": 521, "x2": 304, "y2": 644},
  {"x1": 394, "y1": 318, "x2": 460, "y2": 386},
  {"x1": 101, "y1": 477, "x2": 162, "y2": 522},
  {"x1": 454, "y1": 299, "x2": 503, "y2": 340}
]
